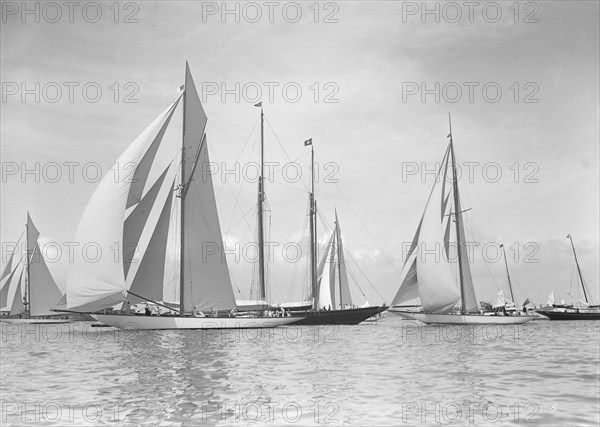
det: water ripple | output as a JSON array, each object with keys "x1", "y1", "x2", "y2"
[{"x1": 1, "y1": 319, "x2": 598, "y2": 425}]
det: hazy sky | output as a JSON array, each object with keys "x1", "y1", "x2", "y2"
[{"x1": 1, "y1": 1, "x2": 598, "y2": 306}]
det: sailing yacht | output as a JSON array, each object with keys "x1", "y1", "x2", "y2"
[
  {"x1": 0, "y1": 214, "x2": 68, "y2": 324},
  {"x1": 63, "y1": 63, "x2": 302, "y2": 330},
  {"x1": 391, "y1": 116, "x2": 535, "y2": 325},
  {"x1": 282, "y1": 140, "x2": 386, "y2": 325},
  {"x1": 536, "y1": 235, "x2": 600, "y2": 320}
]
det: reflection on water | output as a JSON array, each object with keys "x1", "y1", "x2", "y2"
[{"x1": 1, "y1": 319, "x2": 598, "y2": 426}]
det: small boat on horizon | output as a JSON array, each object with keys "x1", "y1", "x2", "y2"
[{"x1": 536, "y1": 235, "x2": 600, "y2": 320}]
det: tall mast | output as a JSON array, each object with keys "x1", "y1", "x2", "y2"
[
  {"x1": 500, "y1": 244, "x2": 516, "y2": 306},
  {"x1": 25, "y1": 219, "x2": 30, "y2": 318},
  {"x1": 257, "y1": 107, "x2": 266, "y2": 301},
  {"x1": 309, "y1": 141, "x2": 318, "y2": 310},
  {"x1": 179, "y1": 68, "x2": 187, "y2": 316},
  {"x1": 448, "y1": 114, "x2": 467, "y2": 314},
  {"x1": 567, "y1": 234, "x2": 588, "y2": 304},
  {"x1": 335, "y1": 210, "x2": 343, "y2": 310}
]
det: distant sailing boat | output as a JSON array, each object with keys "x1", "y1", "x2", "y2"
[
  {"x1": 63, "y1": 63, "x2": 302, "y2": 330},
  {"x1": 536, "y1": 235, "x2": 600, "y2": 320},
  {"x1": 283, "y1": 140, "x2": 386, "y2": 325},
  {"x1": 494, "y1": 243, "x2": 518, "y2": 312},
  {"x1": 0, "y1": 214, "x2": 67, "y2": 324},
  {"x1": 392, "y1": 116, "x2": 535, "y2": 325}
]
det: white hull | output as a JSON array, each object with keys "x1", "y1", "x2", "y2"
[
  {"x1": 92, "y1": 314, "x2": 303, "y2": 330},
  {"x1": 412, "y1": 313, "x2": 536, "y2": 325},
  {"x1": 0, "y1": 318, "x2": 71, "y2": 324}
]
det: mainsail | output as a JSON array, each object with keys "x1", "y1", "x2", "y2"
[
  {"x1": 391, "y1": 137, "x2": 478, "y2": 314},
  {"x1": 66, "y1": 63, "x2": 236, "y2": 313}
]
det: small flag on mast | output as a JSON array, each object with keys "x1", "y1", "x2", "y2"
[
  {"x1": 304, "y1": 138, "x2": 312, "y2": 146},
  {"x1": 447, "y1": 133, "x2": 451, "y2": 138},
  {"x1": 566, "y1": 234, "x2": 571, "y2": 238},
  {"x1": 254, "y1": 102, "x2": 262, "y2": 107},
  {"x1": 522, "y1": 298, "x2": 531, "y2": 307},
  {"x1": 179, "y1": 85, "x2": 185, "y2": 91}
]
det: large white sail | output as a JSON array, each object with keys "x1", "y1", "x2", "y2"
[
  {"x1": 391, "y1": 258, "x2": 420, "y2": 306},
  {"x1": 335, "y1": 214, "x2": 353, "y2": 307},
  {"x1": 415, "y1": 150, "x2": 460, "y2": 313},
  {"x1": 0, "y1": 261, "x2": 21, "y2": 311},
  {"x1": 391, "y1": 144, "x2": 461, "y2": 313},
  {"x1": 453, "y1": 178, "x2": 478, "y2": 312},
  {"x1": 181, "y1": 135, "x2": 236, "y2": 311},
  {"x1": 8, "y1": 265, "x2": 25, "y2": 315},
  {"x1": 315, "y1": 215, "x2": 354, "y2": 310},
  {"x1": 66, "y1": 63, "x2": 237, "y2": 314},
  {"x1": 317, "y1": 232, "x2": 336, "y2": 309},
  {"x1": 391, "y1": 222, "x2": 422, "y2": 307},
  {"x1": 66, "y1": 99, "x2": 181, "y2": 312},
  {"x1": 28, "y1": 246, "x2": 63, "y2": 316}
]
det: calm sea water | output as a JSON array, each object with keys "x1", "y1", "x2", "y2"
[{"x1": 1, "y1": 316, "x2": 599, "y2": 426}]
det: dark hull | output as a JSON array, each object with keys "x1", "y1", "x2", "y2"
[
  {"x1": 290, "y1": 306, "x2": 387, "y2": 325},
  {"x1": 536, "y1": 310, "x2": 600, "y2": 320}
]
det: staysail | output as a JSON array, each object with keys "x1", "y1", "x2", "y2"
[
  {"x1": 26, "y1": 214, "x2": 64, "y2": 316},
  {"x1": 335, "y1": 213, "x2": 353, "y2": 307},
  {"x1": 8, "y1": 265, "x2": 25, "y2": 315},
  {"x1": 0, "y1": 262, "x2": 22, "y2": 311},
  {"x1": 316, "y1": 214, "x2": 354, "y2": 310},
  {"x1": 317, "y1": 232, "x2": 336, "y2": 309}
]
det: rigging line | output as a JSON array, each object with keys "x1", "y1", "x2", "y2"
[
  {"x1": 345, "y1": 263, "x2": 367, "y2": 298},
  {"x1": 233, "y1": 116, "x2": 260, "y2": 164},
  {"x1": 229, "y1": 215, "x2": 256, "y2": 299},
  {"x1": 263, "y1": 114, "x2": 311, "y2": 192},
  {"x1": 225, "y1": 133, "x2": 258, "y2": 232},
  {"x1": 330, "y1": 181, "x2": 402, "y2": 277},
  {"x1": 230, "y1": 273, "x2": 242, "y2": 294},
  {"x1": 316, "y1": 202, "x2": 387, "y2": 303},
  {"x1": 210, "y1": 114, "x2": 259, "y2": 200},
  {"x1": 452, "y1": 148, "x2": 500, "y2": 252},
  {"x1": 4, "y1": 229, "x2": 25, "y2": 259},
  {"x1": 223, "y1": 204, "x2": 256, "y2": 235},
  {"x1": 343, "y1": 245, "x2": 387, "y2": 303},
  {"x1": 207, "y1": 143, "x2": 255, "y2": 236},
  {"x1": 262, "y1": 151, "x2": 312, "y2": 185},
  {"x1": 268, "y1": 179, "x2": 311, "y2": 194},
  {"x1": 480, "y1": 247, "x2": 502, "y2": 292},
  {"x1": 285, "y1": 198, "x2": 311, "y2": 302},
  {"x1": 508, "y1": 259, "x2": 529, "y2": 303}
]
